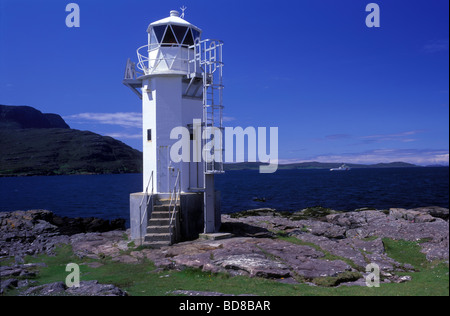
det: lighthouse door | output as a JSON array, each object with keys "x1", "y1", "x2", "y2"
[
  {"x1": 157, "y1": 146, "x2": 170, "y2": 193},
  {"x1": 158, "y1": 145, "x2": 179, "y2": 193}
]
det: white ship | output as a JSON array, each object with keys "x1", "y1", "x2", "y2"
[{"x1": 330, "y1": 164, "x2": 351, "y2": 171}]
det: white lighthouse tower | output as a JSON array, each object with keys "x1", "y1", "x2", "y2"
[{"x1": 124, "y1": 10, "x2": 224, "y2": 247}]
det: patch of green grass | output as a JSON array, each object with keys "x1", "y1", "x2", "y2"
[
  {"x1": 300, "y1": 225, "x2": 310, "y2": 233},
  {"x1": 382, "y1": 238, "x2": 428, "y2": 269},
  {"x1": 22, "y1": 244, "x2": 85, "y2": 285},
  {"x1": 362, "y1": 236, "x2": 379, "y2": 242}
]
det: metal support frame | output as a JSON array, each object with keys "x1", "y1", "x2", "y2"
[{"x1": 123, "y1": 58, "x2": 143, "y2": 99}]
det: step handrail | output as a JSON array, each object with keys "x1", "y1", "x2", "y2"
[
  {"x1": 139, "y1": 171, "x2": 154, "y2": 244},
  {"x1": 168, "y1": 170, "x2": 181, "y2": 244}
]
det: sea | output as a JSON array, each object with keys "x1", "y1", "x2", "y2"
[{"x1": 0, "y1": 167, "x2": 448, "y2": 227}]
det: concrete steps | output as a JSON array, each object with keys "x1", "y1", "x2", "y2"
[
  {"x1": 143, "y1": 198, "x2": 179, "y2": 248},
  {"x1": 145, "y1": 233, "x2": 172, "y2": 242}
]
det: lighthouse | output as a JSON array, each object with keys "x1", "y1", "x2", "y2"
[{"x1": 124, "y1": 10, "x2": 224, "y2": 247}]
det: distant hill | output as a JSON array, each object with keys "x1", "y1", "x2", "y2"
[
  {"x1": 0, "y1": 105, "x2": 70, "y2": 129},
  {"x1": 224, "y1": 161, "x2": 420, "y2": 171},
  {"x1": 0, "y1": 105, "x2": 142, "y2": 177}
]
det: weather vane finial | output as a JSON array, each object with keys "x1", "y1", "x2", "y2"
[{"x1": 180, "y1": 6, "x2": 187, "y2": 18}]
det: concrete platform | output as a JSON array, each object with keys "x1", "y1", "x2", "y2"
[
  {"x1": 198, "y1": 233, "x2": 233, "y2": 241},
  {"x1": 130, "y1": 191, "x2": 222, "y2": 243}
]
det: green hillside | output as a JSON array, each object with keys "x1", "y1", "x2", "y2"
[{"x1": 0, "y1": 105, "x2": 142, "y2": 177}]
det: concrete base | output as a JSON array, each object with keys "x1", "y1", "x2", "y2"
[
  {"x1": 129, "y1": 191, "x2": 222, "y2": 243},
  {"x1": 129, "y1": 192, "x2": 152, "y2": 242},
  {"x1": 198, "y1": 233, "x2": 233, "y2": 241}
]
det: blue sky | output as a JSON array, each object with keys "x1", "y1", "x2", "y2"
[{"x1": 1, "y1": 0, "x2": 448, "y2": 165}]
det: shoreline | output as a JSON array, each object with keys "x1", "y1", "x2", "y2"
[
  {"x1": 2, "y1": 205, "x2": 449, "y2": 226},
  {"x1": 0, "y1": 172, "x2": 143, "y2": 178},
  {"x1": 1, "y1": 165, "x2": 448, "y2": 178}
]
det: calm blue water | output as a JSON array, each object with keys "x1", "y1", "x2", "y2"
[
  {"x1": 0, "y1": 168, "x2": 448, "y2": 227},
  {"x1": 215, "y1": 167, "x2": 449, "y2": 213}
]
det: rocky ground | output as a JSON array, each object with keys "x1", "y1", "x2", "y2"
[
  {"x1": 0, "y1": 210, "x2": 127, "y2": 295},
  {"x1": 0, "y1": 206, "x2": 448, "y2": 295}
]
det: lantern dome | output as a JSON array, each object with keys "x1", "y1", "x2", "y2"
[{"x1": 147, "y1": 10, "x2": 202, "y2": 47}]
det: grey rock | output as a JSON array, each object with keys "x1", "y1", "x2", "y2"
[
  {"x1": 17, "y1": 279, "x2": 37, "y2": 289},
  {"x1": 257, "y1": 238, "x2": 325, "y2": 262},
  {"x1": 14, "y1": 255, "x2": 24, "y2": 264},
  {"x1": 70, "y1": 231, "x2": 127, "y2": 259},
  {"x1": 0, "y1": 279, "x2": 18, "y2": 294},
  {"x1": 326, "y1": 211, "x2": 386, "y2": 229},
  {"x1": 288, "y1": 232, "x2": 396, "y2": 270},
  {"x1": 338, "y1": 278, "x2": 368, "y2": 287},
  {"x1": 66, "y1": 280, "x2": 128, "y2": 296},
  {"x1": 413, "y1": 206, "x2": 449, "y2": 221},
  {"x1": 111, "y1": 255, "x2": 139, "y2": 264},
  {"x1": 324, "y1": 209, "x2": 449, "y2": 262},
  {"x1": 20, "y1": 280, "x2": 127, "y2": 296},
  {"x1": 389, "y1": 208, "x2": 435, "y2": 223},
  {"x1": 0, "y1": 264, "x2": 39, "y2": 279},
  {"x1": 22, "y1": 282, "x2": 67, "y2": 296},
  {"x1": 172, "y1": 252, "x2": 214, "y2": 270},
  {"x1": 420, "y1": 235, "x2": 450, "y2": 262},
  {"x1": 0, "y1": 267, "x2": 23, "y2": 278},
  {"x1": 213, "y1": 253, "x2": 291, "y2": 278},
  {"x1": 304, "y1": 220, "x2": 347, "y2": 239},
  {"x1": 389, "y1": 275, "x2": 412, "y2": 284},
  {"x1": 292, "y1": 259, "x2": 352, "y2": 279},
  {"x1": 0, "y1": 209, "x2": 125, "y2": 258},
  {"x1": 32, "y1": 219, "x2": 59, "y2": 235}
]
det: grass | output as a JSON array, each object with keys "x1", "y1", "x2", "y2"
[
  {"x1": 379, "y1": 239, "x2": 449, "y2": 296},
  {"x1": 2, "y1": 238, "x2": 448, "y2": 296}
]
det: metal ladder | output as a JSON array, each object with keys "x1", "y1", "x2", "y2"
[
  {"x1": 191, "y1": 39, "x2": 224, "y2": 174},
  {"x1": 188, "y1": 39, "x2": 224, "y2": 233}
]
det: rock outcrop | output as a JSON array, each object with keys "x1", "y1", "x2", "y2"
[
  {"x1": 20, "y1": 280, "x2": 128, "y2": 296},
  {"x1": 0, "y1": 206, "x2": 448, "y2": 295},
  {"x1": 0, "y1": 210, "x2": 125, "y2": 258}
]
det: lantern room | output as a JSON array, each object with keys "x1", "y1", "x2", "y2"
[{"x1": 137, "y1": 10, "x2": 202, "y2": 75}]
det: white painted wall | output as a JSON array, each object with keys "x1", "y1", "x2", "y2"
[{"x1": 142, "y1": 75, "x2": 203, "y2": 194}]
